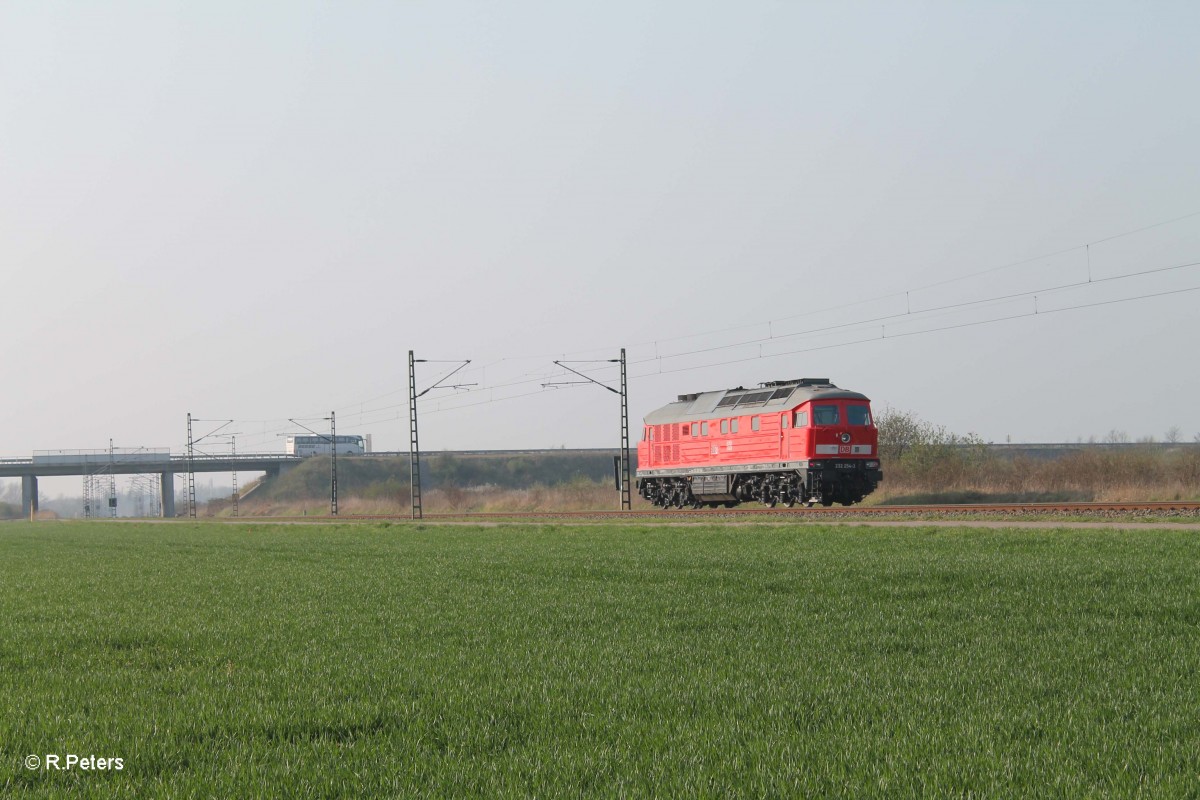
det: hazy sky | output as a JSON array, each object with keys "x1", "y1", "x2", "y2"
[{"x1": 3, "y1": 1, "x2": 1198, "y2": 469}]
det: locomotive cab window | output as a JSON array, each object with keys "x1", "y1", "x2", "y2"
[
  {"x1": 848, "y1": 406, "x2": 872, "y2": 425},
  {"x1": 794, "y1": 410, "x2": 809, "y2": 427},
  {"x1": 813, "y1": 405, "x2": 840, "y2": 425}
]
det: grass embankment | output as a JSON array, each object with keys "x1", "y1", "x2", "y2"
[
  {"x1": 219, "y1": 446, "x2": 1200, "y2": 516},
  {"x1": 229, "y1": 452, "x2": 634, "y2": 515},
  {"x1": 2, "y1": 522, "x2": 1198, "y2": 797},
  {"x1": 234, "y1": 480, "x2": 641, "y2": 516}
]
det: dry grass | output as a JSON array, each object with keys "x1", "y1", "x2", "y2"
[
  {"x1": 875, "y1": 447, "x2": 1200, "y2": 504},
  {"x1": 226, "y1": 479, "x2": 650, "y2": 517}
]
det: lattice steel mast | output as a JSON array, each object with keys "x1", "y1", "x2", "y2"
[
  {"x1": 408, "y1": 352, "x2": 421, "y2": 519},
  {"x1": 82, "y1": 472, "x2": 94, "y2": 519},
  {"x1": 546, "y1": 348, "x2": 632, "y2": 511},
  {"x1": 107, "y1": 439, "x2": 118, "y2": 518},
  {"x1": 330, "y1": 412, "x2": 338, "y2": 516},
  {"x1": 408, "y1": 352, "x2": 473, "y2": 520},
  {"x1": 286, "y1": 415, "x2": 339, "y2": 516},
  {"x1": 230, "y1": 435, "x2": 239, "y2": 518},
  {"x1": 185, "y1": 417, "x2": 233, "y2": 517},
  {"x1": 619, "y1": 348, "x2": 631, "y2": 511},
  {"x1": 186, "y1": 413, "x2": 196, "y2": 517}
]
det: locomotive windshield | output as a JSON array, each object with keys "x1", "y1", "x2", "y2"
[
  {"x1": 847, "y1": 406, "x2": 872, "y2": 425},
  {"x1": 813, "y1": 405, "x2": 840, "y2": 425}
]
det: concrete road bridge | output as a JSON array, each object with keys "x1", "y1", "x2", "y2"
[{"x1": 0, "y1": 450, "x2": 303, "y2": 518}]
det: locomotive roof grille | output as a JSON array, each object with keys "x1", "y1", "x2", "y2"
[
  {"x1": 734, "y1": 390, "x2": 773, "y2": 408},
  {"x1": 760, "y1": 377, "x2": 832, "y2": 388}
]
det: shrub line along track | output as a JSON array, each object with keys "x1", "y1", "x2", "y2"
[{"x1": 242, "y1": 502, "x2": 1200, "y2": 523}]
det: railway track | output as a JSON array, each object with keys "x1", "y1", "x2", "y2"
[{"x1": 314, "y1": 501, "x2": 1200, "y2": 522}]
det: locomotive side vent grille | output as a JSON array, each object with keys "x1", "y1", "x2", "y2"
[{"x1": 671, "y1": 444, "x2": 679, "y2": 461}]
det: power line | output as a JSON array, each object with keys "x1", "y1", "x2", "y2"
[
  {"x1": 618, "y1": 208, "x2": 1200, "y2": 353},
  {"x1": 296, "y1": 214, "x2": 1200, "y2": 429},
  {"x1": 314, "y1": 254, "x2": 1200, "y2": 424},
  {"x1": 170, "y1": 212, "x2": 1200, "y2": 449},
  {"x1": 628, "y1": 257, "x2": 1200, "y2": 368},
  {"x1": 632, "y1": 283, "x2": 1200, "y2": 378},
  {"x1": 411, "y1": 281, "x2": 1200, "y2": 417}
]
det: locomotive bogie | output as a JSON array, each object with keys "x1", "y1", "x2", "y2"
[{"x1": 637, "y1": 460, "x2": 880, "y2": 509}]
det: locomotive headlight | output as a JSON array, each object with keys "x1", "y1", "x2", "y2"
[
  {"x1": 839, "y1": 433, "x2": 851, "y2": 444},
  {"x1": 866, "y1": 461, "x2": 880, "y2": 468}
]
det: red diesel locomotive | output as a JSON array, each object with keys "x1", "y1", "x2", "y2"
[{"x1": 636, "y1": 378, "x2": 882, "y2": 508}]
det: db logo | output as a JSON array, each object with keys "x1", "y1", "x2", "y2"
[{"x1": 838, "y1": 445, "x2": 851, "y2": 455}]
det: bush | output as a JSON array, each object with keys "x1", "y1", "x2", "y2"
[{"x1": 874, "y1": 409, "x2": 1200, "y2": 503}]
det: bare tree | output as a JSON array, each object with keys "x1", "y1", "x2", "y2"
[
  {"x1": 1164, "y1": 426, "x2": 1182, "y2": 444},
  {"x1": 1104, "y1": 429, "x2": 1130, "y2": 444},
  {"x1": 875, "y1": 407, "x2": 925, "y2": 461}
]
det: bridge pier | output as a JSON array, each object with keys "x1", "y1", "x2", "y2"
[
  {"x1": 268, "y1": 462, "x2": 298, "y2": 479},
  {"x1": 22, "y1": 475, "x2": 39, "y2": 520},
  {"x1": 161, "y1": 472, "x2": 175, "y2": 518}
]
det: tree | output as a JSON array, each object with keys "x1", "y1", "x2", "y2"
[
  {"x1": 1164, "y1": 426, "x2": 1182, "y2": 444},
  {"x1": 875, "y1": 407, "x2": 925, "y2": 461}
]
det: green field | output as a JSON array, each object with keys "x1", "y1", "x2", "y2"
[{"x1": 2, "y1": 522, "x2": 1198, "y2": 798}]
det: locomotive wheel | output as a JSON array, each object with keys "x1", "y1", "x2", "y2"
[
  {"x1": 821, "y1": 499, "x2": 834, "y2": 507},
  {"x1": 783, "y1": 498, "x2": 795, "y2": 508},
  {"x1": 763, "y1": 496, "x2": 776, "y2": 508}
]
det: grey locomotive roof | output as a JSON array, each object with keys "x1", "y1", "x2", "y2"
[{"x1": 642, "y1": 378, "x2": 869, "y2": 425}]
